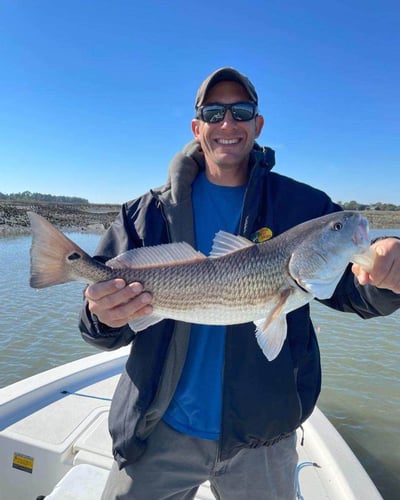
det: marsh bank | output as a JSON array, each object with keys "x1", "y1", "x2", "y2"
[{"x1": 1, "y1": 201, "x2": 400, "y2": 237}]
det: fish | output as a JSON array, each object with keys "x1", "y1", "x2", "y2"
[{"x1": 28, "y1": 210, "x2": 375, "y2": 361}]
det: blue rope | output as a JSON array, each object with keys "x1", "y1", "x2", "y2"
[{"x1": 295, "y1": 461, "x2": 321, "y2": 500}]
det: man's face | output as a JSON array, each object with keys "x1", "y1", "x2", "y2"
[{"x1": 192, "y1": 81, "x2": 264, "y2": 180}]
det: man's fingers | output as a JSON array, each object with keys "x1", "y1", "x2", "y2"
[
  {"x1": 100, "y1": 295, "x2": 153, "y2": 327},
  {"x1": 85, "y1": 279, "x2": 127, "y2": 300},
  {"x1": 85, "y1": 279, "x2": 153, "y2": 328}
]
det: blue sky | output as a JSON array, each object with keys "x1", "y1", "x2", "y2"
[{"x1": 1, "y1": 0, "x2": 399, "y2": 205}]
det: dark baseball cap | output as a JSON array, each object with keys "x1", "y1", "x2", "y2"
[{"x1": 195, "y1": 67, "x2": 258, "y2": 109}]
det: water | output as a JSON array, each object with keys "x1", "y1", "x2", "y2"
[
  {"x1": 0, "y1": 233, "x2": 100, "y2": 385},
  {"x1": 0, "y1": 231, "x2": 399, "y2": 499}
]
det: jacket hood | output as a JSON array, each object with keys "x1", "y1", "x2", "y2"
[{"x1": 154, "y1": 141, "x2": 275, "y2": 205}]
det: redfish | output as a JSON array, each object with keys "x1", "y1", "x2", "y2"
[{"x1": 28, "y1": 211, "x2": 374, "y2": 361}]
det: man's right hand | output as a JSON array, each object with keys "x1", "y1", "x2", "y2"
[{"x1": 85, "y1": 279, "x2": 153, "y2": 328}]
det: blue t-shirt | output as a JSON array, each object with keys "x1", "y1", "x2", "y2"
[{"x1": 163, "y1": 171, "x2": 245, "y2": 440}]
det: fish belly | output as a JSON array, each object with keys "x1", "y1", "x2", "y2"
[{"x1": 151, "y1": 282, "x2": 311, "y2": 326}]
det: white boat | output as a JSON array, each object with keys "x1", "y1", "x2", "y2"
[{"x1": 0, "y1": 347, "x2": 383, "y2": 500}]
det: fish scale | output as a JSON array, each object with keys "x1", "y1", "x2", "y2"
[{"x1": 134, "y1": 249, "x2": 282, "y2": 309}]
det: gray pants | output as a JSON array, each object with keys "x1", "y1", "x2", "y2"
[{"x1": 102, "y1": 420, "x2": 298, "y2": 500}]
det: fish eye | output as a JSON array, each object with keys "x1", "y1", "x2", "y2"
[
  {"x1": 331, "y1": 222, "x2": 343, "y2": 231},
  {"x1": 68, "y1": 252, "x2": 81, "y2": 261}
]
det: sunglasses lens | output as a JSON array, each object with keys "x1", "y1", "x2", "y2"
[
  {"x1": 231, "y1": 103, "x2": 256, "y2": 121},
  {"x1": 202, "y1": 105, "x2": 226, "y2": 123},
  {"x1": 199, "y1": 102, "x2": 257, "y2": 123}
]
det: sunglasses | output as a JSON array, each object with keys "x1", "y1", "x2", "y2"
[{"x1": 196, "y1": 102, "x2": 258, "y2": 124}]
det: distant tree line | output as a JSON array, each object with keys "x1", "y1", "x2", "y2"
[
  {"x1": 1, "y1": 192, "x2": 399, "y2": 210},
  {"x1": 338, "y1": 201, "x2": 400, "y2": 211},
  {"x1": 0, "y1": 191, "x2": 89, "y2": 204}
]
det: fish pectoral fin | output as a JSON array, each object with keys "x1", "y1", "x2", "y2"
[
  {"x1": 254, "y1": 315, "x2": 287, "y2": 362},
  {"x1": 209, "y1": 231, "x2": 254, "y2": 258},
  {"x1": 254, "y1": 289, "x2": 291, "y2": 361},
  {"x1": 106, "y1": 243, "x2": 206, "y2": 269},
  {"x1": 129, "y1": 314, "x2": 165, "y2": 332}
]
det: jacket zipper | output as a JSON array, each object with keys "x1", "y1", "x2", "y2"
[
  {"x1": 156, "y1": 199, "x2": 172, "y2": 243},
  {"x1": 293, "y1": 367, "x2": 303, "y2": 426}
]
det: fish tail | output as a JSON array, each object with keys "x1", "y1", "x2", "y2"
[{"x1": 28, "y1": 212, "x2": 89, "y2": 288}]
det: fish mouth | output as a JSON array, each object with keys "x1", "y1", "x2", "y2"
[{"x1": 352, "y1": 217, "x2": 370, "y2": 249}]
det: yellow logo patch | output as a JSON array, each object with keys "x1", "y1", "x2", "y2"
[{"x1": 251, "y1": 227, "x2": 273, "y2": 243}]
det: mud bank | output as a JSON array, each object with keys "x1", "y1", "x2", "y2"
[
  {"x1": 1, "y1": 202, "x2": 399, "y2": 237},
  {"x1": 0, "y1": 202, "x2": 120, "y2": 236}
]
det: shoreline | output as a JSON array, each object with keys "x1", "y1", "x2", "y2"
[
  {"x1": 0, "y1": 202, "x2": 120, "y2": 236},
  {"x1": 1, "y1": 201, "x2": 400, "y2": 237}
]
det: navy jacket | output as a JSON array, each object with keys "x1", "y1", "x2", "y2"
[{"x1": 79, "y1": 141, "x2": 400, "y2": 468}]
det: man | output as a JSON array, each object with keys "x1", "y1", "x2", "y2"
[{"x1": 79, "y1": 67, "x2": 400, "y2": 499}]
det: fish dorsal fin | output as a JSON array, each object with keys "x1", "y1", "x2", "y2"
[
  {"x1": 209, "y1": 231, "x2": 254, "y2": 258},
  {"x1": 106, "y1": 242, "x2": 206, "y2": 269}
]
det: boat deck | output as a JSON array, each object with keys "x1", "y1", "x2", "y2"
[{"x1": 0, "y1": 347, "x2": 382, "y2": 499}]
